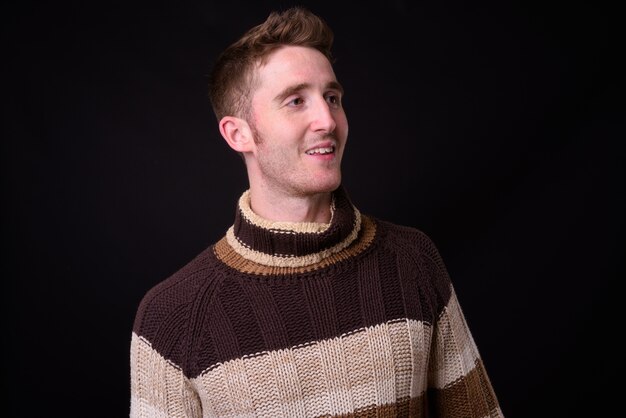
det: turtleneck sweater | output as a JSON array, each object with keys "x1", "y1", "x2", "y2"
[{"x1": 130, "y1": 187, "x2": 504, "y2": 417}]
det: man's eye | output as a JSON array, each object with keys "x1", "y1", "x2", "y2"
[
  {"x1": 288, "y1": 97, "x2": 304, "y2": 106},
  {"x1": 326, "y1": 94, "x2": 341, "y2": 106}
]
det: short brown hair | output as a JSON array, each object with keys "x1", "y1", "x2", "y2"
[{"x1": 208, "y1": 7, "x2": 335, "y2": 121}]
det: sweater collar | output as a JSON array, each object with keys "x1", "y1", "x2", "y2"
[{"x1": 225, "y1": 186, "x2": 362, "y2": 268}]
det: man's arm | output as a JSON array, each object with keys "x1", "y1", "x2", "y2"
[
  {"x1": 427, "y1": 288, "x2": 504, "y2": 417},
  {"x1": 130, "y1": 332, "x2": 202, "y2": 417}
]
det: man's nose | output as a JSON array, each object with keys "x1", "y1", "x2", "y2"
[{"x1": 310, "y1": 97, "x2": 337, "y2": 133}]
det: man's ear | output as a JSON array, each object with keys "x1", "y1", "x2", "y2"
[{"x1": 219, "y1": 116, "x2": 254, "y2": 153}]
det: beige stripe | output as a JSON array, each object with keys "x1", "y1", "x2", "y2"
[
  {"x1": 129, "y1": 399, "x2": 170, "y2": 418},
  {"x1": 192, "y1": 319, "x2": 432, "y2": 417},
  {"x1": 391, "y1": 313, "x2": 430, "y2": 399},
  {"x1": 291, "y1": 339, "x2": 331, "y2": 415},
  {"x1": 194, "y1": 358, "x2": 254, "y2": 417},
  {"x1": 215, "y1": 215, "x2": 376, "y2": 274},
  {"x1": 237, "y1": 189, "x2": 335, "y2": 233},
  {"x1": 428, "y1": 289, "x2": 483, "y2": 389},
  {"x1": 130, "y1": 333, "x2": 201, "y2": 418},
  {"x1": 342, "y1": 327, "x2": 376, "y2": 408}
]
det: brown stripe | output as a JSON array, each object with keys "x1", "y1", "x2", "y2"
[
  {"x1": 233, "y1": 186, "x2": 357, "y2": 257},
  {"x1": 429, "y1": 359, "x2": 501, "y2": 418},
  {"x1": 215, "y1": 215, "x2": 377, "y2": 275},
  {"x1": 319, "y1": 395, "x2": 426, "y2": 417}
]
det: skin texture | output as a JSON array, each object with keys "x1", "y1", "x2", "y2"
[{"x1": 219, "y1": 46, "x2": 348, "y2": 223}]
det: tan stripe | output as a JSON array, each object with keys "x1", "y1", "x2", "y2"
[
  {"x1": 215, "y1": 215, "x2": 377, "y2": 274},
  {"x1": 192, "y1": 319, "x2": 432, "y2": 417},
  {"x1": 130, "y1": 333, "x2": 201, "y2": 417},
  {"x1": 430, "y1": 360, "x2": 504, "y2": 418},
  {"x1": 429, "y1": 289, "x2": 483, "y2": 388}
]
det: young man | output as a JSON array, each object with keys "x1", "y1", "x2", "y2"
[{"x1": 130, "y1": 7, "x2": 504, "y2": 417}]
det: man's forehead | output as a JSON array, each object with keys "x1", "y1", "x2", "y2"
[{"x1": 254, "y1": 52, "x2": 337, "y2": 93}]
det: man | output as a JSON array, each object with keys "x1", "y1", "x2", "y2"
[{"x1": 130, "y1": 6, "x2": 504, "y2": 417}]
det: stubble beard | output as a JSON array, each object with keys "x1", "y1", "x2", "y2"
[{"x1": 249, "y1": 122, "x2": 342, "y2": 197}]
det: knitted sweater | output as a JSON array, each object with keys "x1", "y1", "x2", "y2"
[{"x1": 130, "y1": 187, "x2": 504, "y2": 417}]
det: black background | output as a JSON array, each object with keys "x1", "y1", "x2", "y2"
[{"x1": 3, "y1": 0, "x2": 624, "y2": 416}]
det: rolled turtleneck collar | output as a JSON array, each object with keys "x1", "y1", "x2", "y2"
[{"x1": 225, "y1": 186, "x2": 362, "y2": 268}]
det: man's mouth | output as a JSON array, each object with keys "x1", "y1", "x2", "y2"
[{"x1": 305, "y1": 146, "x2": 335, "y2": 155}]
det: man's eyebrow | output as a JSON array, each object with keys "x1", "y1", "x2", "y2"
[
  {"x1": 274, "y1": 83, "x2": 309, "y2": 103},
  {"x1": 274, "y1": 81, "x2": 345, "y2": 103},
  {"x1": 328, "y1": 81, "x2": 344, "y2": 96}
]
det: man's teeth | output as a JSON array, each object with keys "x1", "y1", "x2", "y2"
[{"x1": 306, "y1": 147, "x2": 334, "y2": 155}]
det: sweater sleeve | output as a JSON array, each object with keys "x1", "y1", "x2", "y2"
[
  {"x1": 404, "y1": 227, "x2": 503, "y2": 416},
  {"x1": 130, "y1": 332, "x2": 202, "y2": 417},
  {"x1": 427, "y1": 286, "x2": 503, "y2": 417},
  {"x1": 378, "y1": 220, "x2": 504, "y2": 416}
]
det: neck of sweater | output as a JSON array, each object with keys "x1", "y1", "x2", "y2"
[{"x1": 225, "y1": 186, "x2": 362, "y2": 268}]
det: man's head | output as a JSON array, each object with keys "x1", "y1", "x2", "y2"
[
  {"x1": 208, "y1": 7, "x2": 335, "y2": 122},
  {"x1": 208, "y1": 7, "x2": 348, "y2": 200}
]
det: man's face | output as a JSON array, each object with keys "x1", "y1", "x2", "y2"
[{"x1": 246, "y1": 45, "x2": 348, "y2": 197}]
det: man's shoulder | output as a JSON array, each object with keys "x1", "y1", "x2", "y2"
[
  {"x1": 372, "y1": 217, "x2": 436, "y2": 249},
  {"x1": 370, "y1": 216, "x2": 453, "y2": 299},
  {"x1": 132, "y1": 244, "x2": 225, "y2": 336},
  {"x1": 366, "y1": 215, "x2": 448, "y2": 266}
]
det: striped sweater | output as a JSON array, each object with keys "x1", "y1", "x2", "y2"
[{"x1": 130, "y1": 187, "x2": 504, "y2": 417}]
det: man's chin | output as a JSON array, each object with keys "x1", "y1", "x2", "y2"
[{"x1": 308, "y1": 177, "x2": 342, "y2": 195}]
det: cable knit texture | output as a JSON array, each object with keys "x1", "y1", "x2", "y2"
[{"x1": 130, "y1": 186, "x2": 504, "y2": 417}]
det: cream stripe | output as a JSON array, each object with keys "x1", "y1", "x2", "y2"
[
  {"x1": 192, "y1": 319, "x2": 432, "y2": 417},
  {"x1": 225, "y1": 210, "x2": 362, "y2": 268},
  {"x1": 389, "y1": 316, "x2": 430, "y2": 400},
  {"x1": 130, "y1": 333, "x2": 201, "y2": 418},
  {"x1": 238, "y1": 189, "x2": 334, "y2": 233},
  {"x1": 429, "y1": 289, "x2": 482, "y2": 389},
  {"x1": 130, "y1": 397, "x2": 170, "y2": 418}
]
